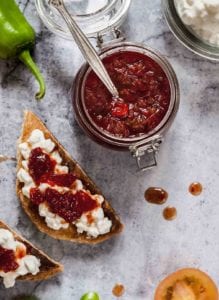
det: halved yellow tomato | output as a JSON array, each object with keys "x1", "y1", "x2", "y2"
[{"x1": 154, "y1": 268, "x2": 218, "y2": 300}]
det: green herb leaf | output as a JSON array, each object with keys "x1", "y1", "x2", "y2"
[{"x1": 80, "y1": 292, "x2": 100, "y2": 300}]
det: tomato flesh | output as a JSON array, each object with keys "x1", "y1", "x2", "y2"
[
  {"x1": 154, "y1": 268, "x2": 218, "y2": 300},
  {"x1": 111, "y1": 102, "x2": 129, "y2": 118},
  {"x1": 172, "y1": 282, "x2": 196, "y2": 300}
]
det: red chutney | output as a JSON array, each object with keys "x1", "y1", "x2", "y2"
[
  {"x1": 28, "y1": 148, "x2": 76, "y2": 187},
  {"x1": 28, "y1": 147, "x2": 98, "y2": 223},
  {"x1": 30, "y1": 188, "x2": 98, "y2": 223},
  {"x1": 28, "y1": 147, "x2": 56, "y2": 184},
  {"x1": 0, "y1": 247, "x2": 19, "y2": 273},
  {"x1": 84, "y1": 51, "x2": 171, "y2": 138},
  {"x1": 40, "y1": 173, "x2": 77, "y2": 188},
  {"x1": 15, "y1": 246, "x2": 26, "y2": 260}
]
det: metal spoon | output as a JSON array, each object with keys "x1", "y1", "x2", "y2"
[{"x1": 49, "y1": 0, "x2": 119, "y2": 99}]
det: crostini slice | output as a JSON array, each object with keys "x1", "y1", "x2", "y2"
[
  {"x1": 0, "y1": 220, "x2": 63, "y2": 288},
  {"x1": 16, "y1": 111, "x2": 123, "y2": 244}
]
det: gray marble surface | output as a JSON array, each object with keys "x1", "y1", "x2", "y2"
[{"x1": 0, "y1": 0, "x2": 219, "y2": 299}]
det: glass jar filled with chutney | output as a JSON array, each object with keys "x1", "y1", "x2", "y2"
[{"x1": 73, "y1": 41, "x2": 179, "y2": 171}]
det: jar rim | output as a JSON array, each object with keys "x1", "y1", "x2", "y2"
[{"x1": 72, "y1": 42, "x2": 180, "y2": 148}]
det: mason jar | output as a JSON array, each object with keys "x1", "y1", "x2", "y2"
[
  {"x1": 35, "y1": 0, "x2": 132, "y2": 39},
  {"x1": 72, "y1": 41, "x2": 180, "y2": 171}
]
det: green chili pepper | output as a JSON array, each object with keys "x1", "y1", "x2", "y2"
[
  {"x1": 0, "y1": 0, "x2": 45, "y2": 100},
  {"x1": 80, "y1": 292, "x2": 100, "y2": 300}
]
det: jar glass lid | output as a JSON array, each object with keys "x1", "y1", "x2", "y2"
[{"x1": 35, "y1": 0, "x2": 132, "y2": 39}]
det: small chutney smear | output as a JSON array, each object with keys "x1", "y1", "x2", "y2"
[
  {"x1": 84, "y1": 51, "x2": 171, "y2": 138},
  {"x1": 0, "y1": 247, "x2": 19, "y2": 273}
]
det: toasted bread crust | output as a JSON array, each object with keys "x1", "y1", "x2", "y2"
[
  {"x1": 16, "y1": 111, "x2": 123, "y2": 244},
  {"x1": 0, "y1": 220, "x2": 63, "y2": 282}
]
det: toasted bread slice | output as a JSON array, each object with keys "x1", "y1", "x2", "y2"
[
  {"x1": 16, "y1": 111, "x2": 123, "y2": 244},
  {"x1": 0, "y1": 220, "x2": 63, "y2": 282}
]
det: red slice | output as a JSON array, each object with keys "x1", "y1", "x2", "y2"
[
  {"x1": 111, "y1": 103, "x2": 129, "y2": 118},
  {"x1": 154, "y1": 268, "x2": 219, "y2": 300}
]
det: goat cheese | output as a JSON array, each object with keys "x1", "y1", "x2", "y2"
[
  {"x1": 0, "y1": 229, "x2": 40, "y2": 288},
  {"x1": 175, "y1": 0, "x2": 219, "y2": 46},
  {"x1": 39, "y1": 203, "x2": 69, "y2": 230},
  {"x1": 75, "y1": 195, "x2": 112, "y2": 238}
]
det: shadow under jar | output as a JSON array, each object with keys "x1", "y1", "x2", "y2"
[{"x1": 72, "y1": 42, "x2": 180, "y2": 171}]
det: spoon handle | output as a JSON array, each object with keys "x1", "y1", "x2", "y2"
[{"x1": 49, "y1": 0, "x2": 119, "y2": 98}]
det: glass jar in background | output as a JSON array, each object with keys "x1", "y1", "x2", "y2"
[
  {"x1": 72, "y1": 42, "x2": 180, "y2": 171},
  {"x1": 162, "y1": 0, "x2": 219, "y2": 61},
  {"x1": 35, "y1": 0, "x2": 132, "y2": 39}
]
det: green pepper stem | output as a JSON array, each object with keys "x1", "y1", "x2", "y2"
[{"x1": 19, "y1": 50, "x2": 46, "y2": 100}]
